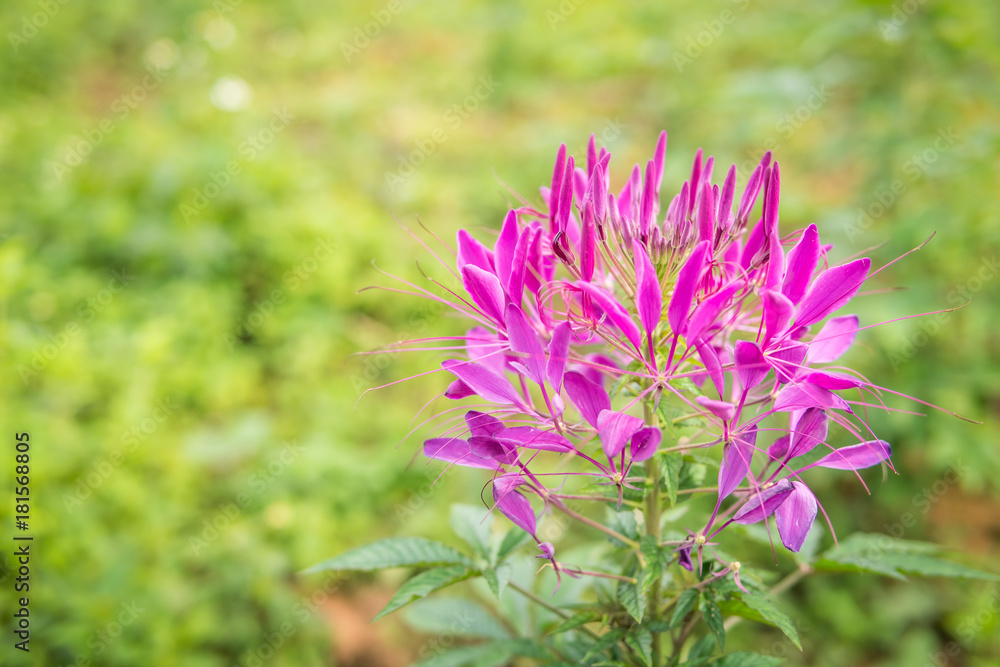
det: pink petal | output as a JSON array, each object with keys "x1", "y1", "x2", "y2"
[
  {"x1": 695, "y1": 396, "x2": 736, "y2": 422},
  {"x1": 633, "y1": 239, "x2": 662, "y2": 343},
  {"x1": 597, "y1": 409, "x2": 644, "y2": 460},
  {"x1": 630, "y1": 426, "x2": 661, "y2": 462},
  {"x1": 575, "y1": 281, "x2": 643, "y2": 353},
  {"x1": 442, "y1": 360, "x2": 524, "y2": 407},
  {"x1": 813, "y1": 440, "x2": 892, "y2": 470},
  {"x1": 735, "y1": 340, "x2": 769, "y2": 391},
  {"x1": 762, "y1": 290, "x2": 795, "y2": 346},
  {"x1": 505, "y1": 305, "x2": 546, "y2": 385},
  {"x1": 787, "y1": 408, "x2": 828, "y2": 460},
  {"x1": 493, "y1": 476, "x2": 536, "y2": 536},
  {"x1": 694, "y1": 340, "x2": 725, "y2": 396},
  {"x1": 803, "y1": 371, "x2": 862, "y2": 390},
  {"x1": 781, "y1": 224, "x2": 820, "y2": 305},
  {"x1": 465, "y1": 410, "x2": 505, "y2": 437},
  {"x1": 494, "y1": 210, "x2": 519, "y2": 290},
  {"x1": 424, "y1": 437, "x2": 500, "y2": 470},
  {"x1": 732, "y1": 479, "x2": 794, "y2": 525},
  {"x1": 795, "y1": 259, "x2": 871, "y2": 328},
  {"x1": 775, "y1": 481, "x2": 818, "y2": 552},
  {"x1": 546, "y1": 322, "x2": 572, "y2": 392},
  {"x1": 668, "y1": 240, "x2": 710, "y2": 335},
  {"x1": 718, "y1": 425, "x2": 757, "y2": 501},
  {"x1": 563, "y1": 371, "x2": 611, "y2": 427},
  {"x1": 773, "y1": 383, "x2": 851, "y2": 412},
  {"x1": 768, "y1": 342, "x2": 808, "y2": 384},
  {"x1": 807, "y1": 315, "x2": 859, "y2": 364},
  {"x1": 462, "y1": 265, "x2": 506, "y2": 325},
  {"x1": 687, "y1": 281, "x2": 741, "y2": 344},
  {"x1": 496, "y1": 427, "x2": 575, "y2": 453}
]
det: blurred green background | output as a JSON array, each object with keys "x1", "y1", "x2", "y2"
[{"x1": 1, "y1": 0, "x2": 998, "y2": 665}]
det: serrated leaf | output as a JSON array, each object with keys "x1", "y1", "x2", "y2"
[
  {"x1": 451, "y1": 504, "x2": 494, "y2": 557},
  {"x1": 493, "y1": 527, "x2": 530, "y2": 565},
  {"x1": 304, "y1": 537, "x2": 474, "y2": 573},
  {"x1": 618, "y1": 577, "x2": 646, "y2": 623},
  {"x1": 640, "y1": 535, "x2": 668, "y2": 593},
  {"x1": 606, "y1": 506, "x2": 639, "y2": 548},
  {"x1": 712, "y1": 652, "x2": 783, "y2": 667},
  {"x1": 682, "y1": 634, "x2": 716, "y2": 665},
  {"x1": 582, "y1": 629, "x2": 626, "y2": 661},
  {"x1": 658, "y1": 452, "x2": 683, "y2": 507},
  {"x1": 374, "y1": 566, "x2": 477, "y2": 621},
  {"x1": 625, "y1": 627, "x2": 653, "y2": 667},
  {"x1": 546, "y1": 611, "x2": 598, "y2": 636},
  {"x1": 678, "y1": 460, "x2": 707, "y2": 491},
  {"x1": 701, "y1": 598, "x2": 725, "y2": 649},
  {"x1": 482, "y1": 561, "x2": 512, "y2": 600},
  {"x1": 403, "y1": 598, "x2": 510, "y2": 639},
  {"x1": 817, "y1": 534, "x2": 999, "y2": 581},
  {"x1": 739, "y1": 592, "x2": 801, "y2": 650},
  {"x1": 671, "y1": 588, "x2": 701, "y2": 628}
]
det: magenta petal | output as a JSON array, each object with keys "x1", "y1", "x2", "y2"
[
  {"x1": 677, "y1": 546, "x2": 693, "y2": 572},
  {"x1": 465, "y1": 410, "x2": 504, "y2": 437},
  {"x1": 718, "y1": 164, "x2": 736, "y2": 231},
  {"x1": 795, "y1": 258, "x2": 871, "y2": 328},
  {"x1": 775, "y1": 481, "x2": 818, "y2": 552},
  {"x1": 762, "y1": 162, "x2": 781, "y2": 236},
  {"x1": 668, "y1": 240, "x2": 710, "y2": 335},
  {"x1": 633, "y1": 239, "x2": 663, "y2": 343},
  {"x1": 457, "y1": 230, "x2": 495, "y2": 273},
  {"x1": 814, "y1": 440, "x2": 892, "y2": 470},
  {"x1": 697, "y1": 180, "x2": 715, "y2": 243},
  {"x1": 695, "y1": 396, "x2": 736, "y2": 422},
  {"x1": 767, "y1": 435, "x2": 790, "y2": 461},
  {"x1": 505, "y1": 304, "x2": 546, "y2": 385},
  {"x1": 462, "y1": 265, "x2": 506, "y2": 325},
  {"x1": 548, "y1": 144, "x2": 567, "y2": 231},
  {"x1": 807, "y1": 315, "x2": 859, "y2": 364},
  {"x1": 575, "y1": 281, "x2": 643, "y2": 353},
  {"x1": 468, "y1": 436, "x2": 517, "y2": 464},
  {"x1": 494, "y1": 210, "x2": 519, "y2": 289},
  {"x1": 546, "y1": 322, "x2": 572, "y2": 392},
  {"x1": 782, "y1": 224, "x2": 820, "y2": 304},
  {"x1": 804, "y1": 371, "x2": 862, "y2": 390},
  {"x1": 442, "y1": 360, "x2": 524, "y2": 407},
  {"x1": 597, "y1": 409, "x2": 644, "y2": 460},
  {"x1": 762, "y1": 290, "x2": 795, "y2": 345},
  {"x1": 563, "y1": 371, "x2": 611, "y2": 427},
  {"x1": 693, "y1": 339, "x2": 725, "y2": 396},
  {"x1": 735, "y1": 340, "x2": 769, "y2": 391},
  {"x1": 768, "y1": 342, "x2": 808, "y2": 384},
  {"x1": 496, "y1": 426, "x2": 575, "y2": 453},
  {"x1": 445, "y1": 379, "x2": 475, "y2": 399},
  {"x1": 506, "y1": 226, "x2": 534, "y2": 303},
  {"x1": 732, "y1": 479, "x2": 794, "y2": 525},
  {"x1": 737, "y1": 163, "x2": 764, "y2": 224},
  {"x1": 764, "y1": 228, "x2": 785, "y2": 291},
  {"x1": 687, "y1": 281, "x2": 741, "y2": 344},
  {"x1": 424, "y1": 438, "x2": 499, "y2": 470},
  {"x1": 718, "y1": 426, "x2": 757, "y2": 501},
  {"x1": 773, "y1": 383, "x2": 851, "y2": 412},
  {"x1": 630, "y1": 426, "x2": 661, "y2": 462},
  {"x1": 787, "y1": 408, "x2": 828, "y2": 460},
  {"x1": 493, "y1": 476, "x2": 536, "y2": 536}
]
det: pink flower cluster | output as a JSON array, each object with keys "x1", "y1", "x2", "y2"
[{"x1": 397, "y1": 132, "x2": 901, "y2": 575}]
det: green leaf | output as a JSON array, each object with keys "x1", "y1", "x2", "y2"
[
  {"x1": 493, "y1": 527, "x2": 530, "y2": 565},
  {"x1": 304, "y1": 537, "x2": 475, "y2": 573},
  {"x1": 374, "y1": 566, "x2": 477, "y2": 621},
  {"x1": 450, "y1": 504, "x2": 494, "y2": 558},
  {"x1": 625, "y1": 627, "x2": 653, "y2": 667},
  {"x1": 658, "y1": 452, "x2": 683, "y2": 507},
  {"x1": 605, "y1": 506, "x2": 639, "y2": 548},
  {"x1": 640, "y1": 535, "x2": 669, "y2": 593},
  {"x1": 681, "y1": 634, "x2": 716, "y2": 665},
  {"x1": 701, "y1": 597, "x2": 725, "y2": 649},
  {"x1": 816, "y1": 534, "x2": 1000, "y2": 581},
  {"x1": 671, "y1": 588, "x2": 701, "y2": 628},
  {"x1": 546, "y1": 611, "x2": 598, "y2": 636},
  {"x1": 739, "y1": 592, "x2": 801, "y2": 650},
  {"x1": 712, "y1": 652, "x2": 783, "y2": 667},
  {"x1": 582, "y1": 629, "x2": 626, "y2": 662},
  {"x1": 678, "y1": 460, "x2": 707, "y2": 492},
  {"x1": 482, "y1": 562, "x2": 512, "y2": 600},
  {"x1": 403, "y1": 598, "x2": 510, "y2": 639},
  {"x1": 618, "y1": 576, "x2": 646, "y2": 624}
]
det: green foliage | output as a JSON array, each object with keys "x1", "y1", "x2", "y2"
[
  {"x1": 816, "y1": 534, "x2": 1000, "y2": 581},
  {"x1": 304, "y1": 537, "x2": 475, "y2": 573},
  {"x1": 374, "y1": 566, "x2": 478, "y2": 621}
]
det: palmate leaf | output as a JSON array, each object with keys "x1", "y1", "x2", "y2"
[
  {"x1": 482, "y1": 562, "x2": 512, "y2": 600},
  {"x1": 671, "y1": 588, "x2": 701, "y2": 628},
  {"x1": 625, "y1": 626, "x2": 653, "y2": 667},
  {"x1": 701, "y1": 598, "x2": 725, "y2": 650},
  {"x1": 657, "y1": 452, "x2": 683, "y2": 507},
  {"x1": 303, "y1": 537, "x2": 475, "y2": 574},
  {"x1": 582, "y1": 629, "x2": 626, "y2": 662},
  {"x1": 450, "y1": 504, "x2": 494, "y2": 558},
  {"x1": 732, "y1": 592, "x2": 801, "y2": 650},
  {"x1": 492, "y1": 527, "x2": 530, "y2": 565},
  {"x1": 640, "y1": 535, "x2": 668, "y2": 593},
  {"x1": 712, "y1": 652, "x2": 784, "y2": 667},
  {"x1": 816, "y1": 533, "x2": 999, "y2": 581},
  {"x1": 680, "y1": 634, "x2": 716, "y2": 666},
  {"x1": 618, "y1": 576, "x2": 646, "y2": 623},
  {"x1": 411, "y1": 643, "x2": 512, "y2": 667},
  {"x1": 374, "y1": 566, "x2": 477, "y2": 621},
  {"x1": 403, "y1": 598, "x2": 510, "y2": 639}
]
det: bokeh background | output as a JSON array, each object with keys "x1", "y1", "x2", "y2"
[{"x1": 1, "y1": 0, "x2": 998, "y2": 665}]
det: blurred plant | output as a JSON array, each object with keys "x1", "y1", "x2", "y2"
[{"x1": 310, "y1": 133, "x2": 997, "y2": 665}]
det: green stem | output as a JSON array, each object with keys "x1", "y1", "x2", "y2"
[
  {"x1": 508, "y1": 581, "x2": 602, "y2": 641},
  {"x1": 553, "y1": 502, "x2": 640, "y2": 549},
  {"x1": 644, "y1": 399, "x2": 663, "y2": 666}
]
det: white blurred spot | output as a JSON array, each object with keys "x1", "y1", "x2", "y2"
[
  {"x1": 210, "y1": 76, "x2": 252, "y2": 112},
  {"x1": 203, "y1": 17, "x2": 236, "y2": 50},
  {"x1": 144, "y1": 39, "x2": 179, "y2": 71}
]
